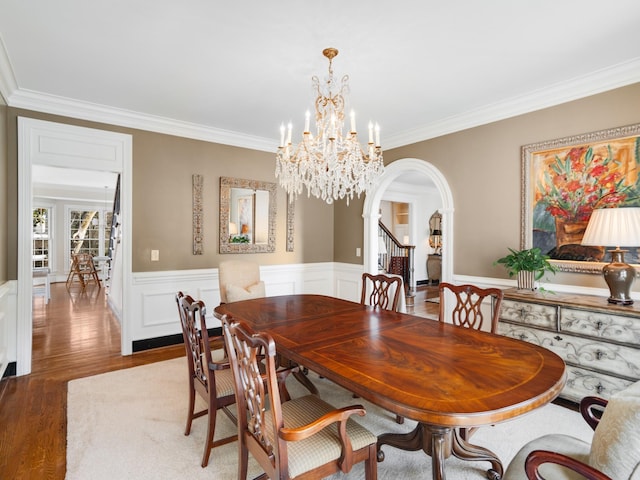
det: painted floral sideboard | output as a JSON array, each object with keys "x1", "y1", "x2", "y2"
[{"x1": 498, "y1": 288, "x2": 640, "y2": 403}]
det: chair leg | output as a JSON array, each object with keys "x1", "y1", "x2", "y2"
[
  {"x1": 395, "y1": 414, "x2": 405, "y2": 424},
  {"x1": 184, "y1": 383, "x2": 196, "y2": 436},
  {"x1": 364, "y1": 444, "x2": 377, "y2": 480},
  {"x1": 201, "y1": 398, "x2": 217, "y2": 467},
  {"x1": 238, "y1": 442, "x2": 249, "y2": 480}
]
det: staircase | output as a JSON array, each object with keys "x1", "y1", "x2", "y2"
[
  {"x1": 378, "y1": 221, "x2": 415, "y2": 301},
  {"x1": 104, "y1": 174, "x2": 121, "y2": 294}
]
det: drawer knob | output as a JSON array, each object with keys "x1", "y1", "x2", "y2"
[
  {"x1": 595, "y1": 350, "x2": 604, "y2": 360},
  {"x1": 596, "y1": 383, "x2": 604, "y2": 394},
  {"x1": 595, "y1": 320, "x2": 603, "y2": 330},
  {"x1": 554, "y1": 335, "x2": 562, "y2": 341}
]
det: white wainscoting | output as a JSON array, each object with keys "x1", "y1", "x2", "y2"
[
  {"x1": 0, "y1": 281, "x2": 17, "y2": 378},
  {"x1": 130, "y1": 262, "x2": 364, "y2": 344}
]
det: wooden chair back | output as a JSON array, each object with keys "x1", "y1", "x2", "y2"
[
  {"x1": 438, "y1": 282, "x2": 503, "y2": 333},
  {"x1": 175, "y1": 292, "x2": 236, "y2": 467},
  {"x1": 361, "y1": 273, "x2": 403, "y2": 312},
  {"x1": 222, "y1": 316, "x2": 378, "y2": 480}
]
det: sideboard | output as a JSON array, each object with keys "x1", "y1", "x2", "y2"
[{"x1": 498, "y1": 288, "x2": 640, "y2": 403}]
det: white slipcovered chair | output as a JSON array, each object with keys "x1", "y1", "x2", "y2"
[
  {"x1": 504, "y1": 380, "x2": 640, "y2": 480},
  {"x1": 218, "y1": 260, "x2": 265, "y2": 304}
]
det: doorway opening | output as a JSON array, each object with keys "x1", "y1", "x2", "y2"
[
  {"x1": 17, "y1": 118, "x2": 132, "y2": 375},
  {"x1": 363, "y1": 158, "x2": 454, "y2": 290}
]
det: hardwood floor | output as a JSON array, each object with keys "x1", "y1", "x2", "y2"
[
  {"x1": 0, "y1": 281, "x2": 439, "y2": 479},
  {"x1": 0, "y1": 283, "x2": 184, "y2": 479}
]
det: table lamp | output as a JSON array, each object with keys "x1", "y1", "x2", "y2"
[{"x1": 581, "y1": 207, "x2": 640, "y2": 305}]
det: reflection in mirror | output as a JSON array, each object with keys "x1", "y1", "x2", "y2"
[{"x1": 220, "y1": 177, "x2": 277, "y2": 253}]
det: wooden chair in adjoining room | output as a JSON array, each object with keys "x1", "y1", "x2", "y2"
[
  {"x1": 221, "y1": 316, "x2": 378, "y2": 480},
  {"x1": 218, "y1": 259, "x2": 265, "y2": 304},
  {"x1": 66, "y1": 253, "x2": 101, "y2": 292},
  {"x1": 504, "y1": 380, "x2": 640, "y2": 480},
  {"x1": 361, "y1": 272, "x2": 405, "y2": 313},
  {"x1": 175, "y1": 292, "x2": 236, "y2": 468}
]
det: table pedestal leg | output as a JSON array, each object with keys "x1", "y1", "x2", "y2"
[{"x1": 377, "y1": 423, "x2": 503, "y2": 480}]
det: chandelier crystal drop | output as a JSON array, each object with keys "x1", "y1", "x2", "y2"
[{"x1": 276, "y1": 48, "x2": 384, "y2": 205}]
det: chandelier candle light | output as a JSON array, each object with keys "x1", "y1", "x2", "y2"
[{"x1": 276, "y1": 48, "x2": 384, "y2": 204}]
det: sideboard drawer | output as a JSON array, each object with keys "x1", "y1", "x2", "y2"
[
  {"x1": 565, "y1": 365, "x2": 635, "y2": 402},
  {"x1": 500, "y1": 322, "x2": 640, "y2": 379},
  {"x1": 500, "y1": 288, "x2": 640, "y2": 402},
  {"x1": 500, "y1": 300, "x2": 557, "y2": 329},
  {"x1": 560, "y1": 308, "x2": 640, "y2": 344}
]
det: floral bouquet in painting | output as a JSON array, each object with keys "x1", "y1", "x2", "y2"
[
  {"x1": 531, "y1": 136, "x2": 640, "y2": 261},
  {"x1": 536, "y1": 146, "x2": 633, "y2": 223}
]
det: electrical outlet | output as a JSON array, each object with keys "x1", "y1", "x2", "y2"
[
  {"x1": 356, "y1": 248, "x2": 361, "y2": 257},
  {"x1": 151, "y1": 250, "x2": 159, "y2": 261}
]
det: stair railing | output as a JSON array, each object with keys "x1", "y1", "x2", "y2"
[{"x1": 378, "y1": 221, "x2": 415, "y2": 297}]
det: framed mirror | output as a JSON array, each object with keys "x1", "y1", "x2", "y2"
[{"x1": 219, "y1": 176, "x2": 277, "y2": 253}]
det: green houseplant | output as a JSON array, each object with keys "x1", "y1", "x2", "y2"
[{"x1": 494, "y1": 247, "x2": 557, "y2": 291}]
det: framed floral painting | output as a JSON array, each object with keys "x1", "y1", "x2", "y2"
[{"x1": 521, "y1": 123, "x2": 640, "y2": 273}]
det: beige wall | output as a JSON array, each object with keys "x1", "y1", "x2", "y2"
[
  {"x1": 334, "y1": 82, "x2": 640, "y2": 289},
  {"x1": 4, "y1": 108, "x2": 334, "y2": 278},
  {"x1": 0, "y1": 94, "x2": 6, "y2": 283}
]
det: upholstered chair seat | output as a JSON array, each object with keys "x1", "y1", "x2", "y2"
[{"x1": 504, "y1": 380, "x2": 640, "y2": 480}]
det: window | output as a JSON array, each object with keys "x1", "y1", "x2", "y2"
[
  {"x1": 32, "y1": 207, "x2": 51, "y2": 269},
  {"x1": 69, "y1": 209, "x2": 112, "y2": 258}
]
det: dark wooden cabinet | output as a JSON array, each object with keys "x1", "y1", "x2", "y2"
[{"x1": 427, "y1": 254, "x2": 441, "y2": 283}]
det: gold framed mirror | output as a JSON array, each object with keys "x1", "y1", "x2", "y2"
[{"x1": 219, "y1": 176, "x2": 277, "y2": 253}]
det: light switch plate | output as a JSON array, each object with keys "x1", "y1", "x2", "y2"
[{"x1": 151, "y1": 250, "x2": 159, "y2": 261}]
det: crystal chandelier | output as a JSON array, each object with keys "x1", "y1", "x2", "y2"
[{"x1": 276, "y1": 48, "x2": 384, "y2": 205}]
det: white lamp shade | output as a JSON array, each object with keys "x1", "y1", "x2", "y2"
[
  {"x1": 229, "y1": 222, "x2": 238, "y2": 235},
  {"x1": 581, "y1": 208, "x2": 640, "y2": 247},
  {"x1": 378, "y1": 236, "x2": 388, "y2": 255}
]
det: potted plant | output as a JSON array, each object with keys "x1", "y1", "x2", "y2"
[{"x1": 494, "y1": 247, "x2": 557, "y2": 291}]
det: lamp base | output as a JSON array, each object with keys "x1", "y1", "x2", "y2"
[{"x1": 603, "y1": 249, "x2": 636, "y2": 306}]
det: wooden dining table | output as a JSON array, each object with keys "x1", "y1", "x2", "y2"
[{"x1": 214, "y1": 294, "x2": 566, "y2": 480}]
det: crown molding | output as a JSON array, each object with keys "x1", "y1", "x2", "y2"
[
  {"x1": 384, "y1": 57, "x2": 640, "y2": 150},
  {"x1": 5, "y1": 88, "x2": 277, "y2": 152},
  {"x1": 1, "y1": 24, "x2": 639, "y2": 153},
  {"x1": 0, "y1": 35, "x2": 18, "y2": 104}
]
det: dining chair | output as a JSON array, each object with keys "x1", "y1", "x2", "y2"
[
  {"x1": 504, "y1": 380, "x2": 640, "y2": 480},
  {"x1": 360, "y1": 272, "x2": 407, "y2": 422},
  {"x1": 218, "y1": 259, "x2": 265, "y2": 304},
  {"x1": 175, "y1": 292, "x2": 237, "y2": 468},
  {"x1": 361, "y1": 272, "x2": 405, "y2": 312},
  {"x1": 438, "y1": 282, "x2": 504, "y2": 334},
  {"x1": 425, "y1": 282, "x2": 504, "y2": 434},
  {"x1": 66, "y1": 253, "x2": 102, "y2": 292},
  {"x1": 221, "y1": 316, "x2": 379, "y2": 480}
]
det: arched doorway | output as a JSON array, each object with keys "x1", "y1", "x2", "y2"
[{"x1": 363, "y1": 158, "x2": 454, "y2": 288}]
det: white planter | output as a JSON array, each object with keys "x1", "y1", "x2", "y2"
[{"x1": 517, "y1": 271, "x2": 536, "y2": 291}]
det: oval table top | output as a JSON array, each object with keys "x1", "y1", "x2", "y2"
[{"x1": 214, "y1": 294, "x2": 566, "y2": 427}]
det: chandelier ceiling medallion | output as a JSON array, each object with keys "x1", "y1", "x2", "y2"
[{"x1": 276, "y1": 48, "x2": 384, "y2": 205}]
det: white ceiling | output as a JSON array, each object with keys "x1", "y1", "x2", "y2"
[{"x1": 1, "y1": 0, "x2": 640, "y2": 157}]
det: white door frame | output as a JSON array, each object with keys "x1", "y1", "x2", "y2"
[
  {"x1": 363, "y1": 158, "x2": 454, "y2": 282},
  {"x1": 17, "y1": 117, "x2": 133, "y2": 375}
]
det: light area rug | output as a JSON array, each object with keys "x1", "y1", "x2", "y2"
[{"x1": 67, "y1": 357, "x2": 593, "y2": 480}]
